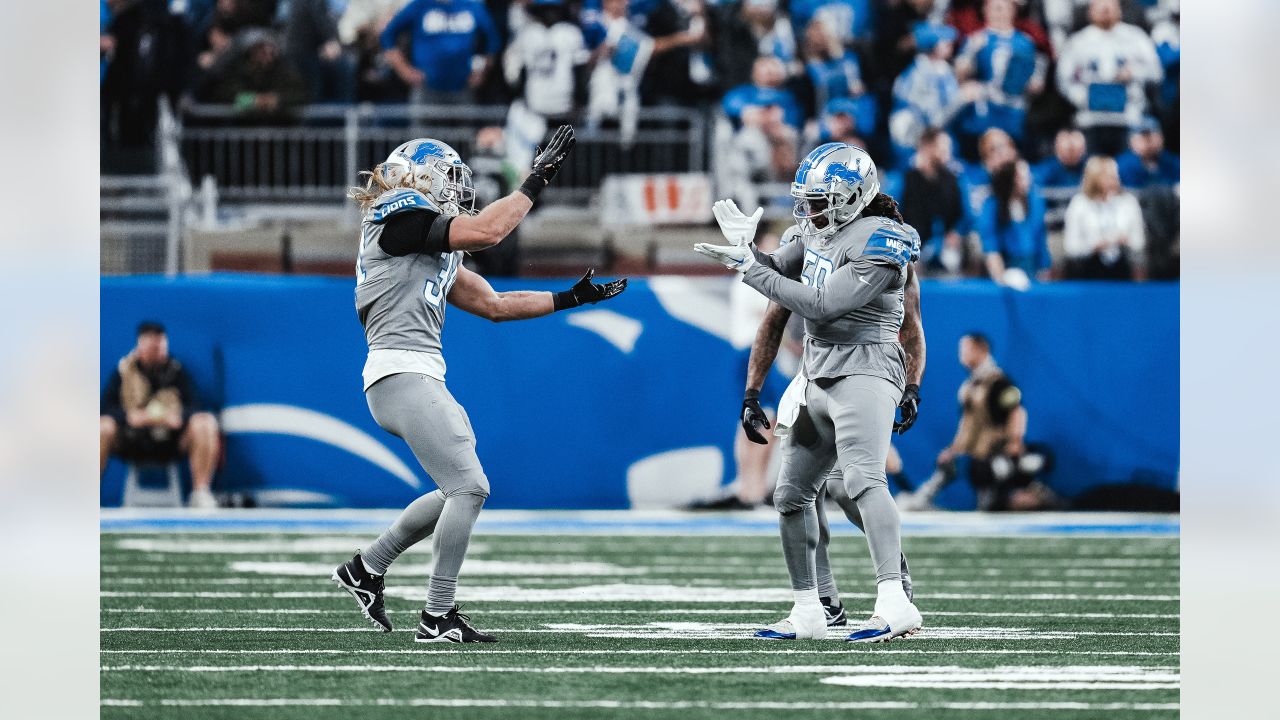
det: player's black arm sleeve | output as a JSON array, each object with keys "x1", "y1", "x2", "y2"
[
  {"x1": 378, "y1": 210, "x2": 453, "y2": 256},
  {"x1": 102, "y1": 370, "x2": 126, "y2": 424},
  {"x1": 743, "y1": 256, "x2": 900, "y2": 323}
]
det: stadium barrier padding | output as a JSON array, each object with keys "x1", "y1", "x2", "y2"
[{"x1": 101, "y1": 274, "x2": 1178, "y2": 509}]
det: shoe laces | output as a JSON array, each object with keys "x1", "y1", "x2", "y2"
[{"x1": 447, "y1": 604, "x2": 477, "y2": 629}]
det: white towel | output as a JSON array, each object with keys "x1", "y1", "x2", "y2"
[{"x1": 772, "y1": 373, "x2": 809, "y2": 437}]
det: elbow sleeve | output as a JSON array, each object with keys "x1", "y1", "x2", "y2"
[{"x1": 378, "y1": 211, "x2": 451, "y2": 256}]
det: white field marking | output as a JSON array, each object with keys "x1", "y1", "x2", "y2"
[
  {"x1": 98, "y1": 576, "x2": 1178, "y2": 592},
  {"x1": 228, "y1": 560, "x2": 639, "y2": 577},
  {"x1": 100, "y1": 664, "x2": 1178, "y2": 683},
  {"x1": 98, "y1": 607, "x2": 1181, "y2": 620},
  {"x1": 820, "y1": 665, "x2": 1178, "y2": 690},
  {"x1": 98, "y1": 564, "x2": 1176, "y2": 580},
  {"x1": 99, "y1": 586, "x2": 1179, "y2": 602},
  {"x1": 98, "y1": 648, "x2": 1180, "y2": 656},
  {"x1": 98, "y1": 624, "x2": 1176, "y2": 640},
  {"x1": 109, "y1": 538, "x2": 485, "y2": 555},
  {"x1": 99, "y1": 699, "x2": 1181, "y2": 711}
]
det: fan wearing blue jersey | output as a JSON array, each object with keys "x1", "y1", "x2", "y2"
[
  {"x1": 331, "y1": 127, "x2": 628, "y2": 644},
  {"x1": 695, "y1": 143, "x2": 925, "y2": 642}
]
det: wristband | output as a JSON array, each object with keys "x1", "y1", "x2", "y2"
[
  {"x1": 552, "y1": 290, "x2": 578, "y2": 312},
  {"x1": 744, "y1": 388, "x2": 761, "y2": 400},
  {"x1": 518, "y1": 174, "x2": 546, "y2": 203}
]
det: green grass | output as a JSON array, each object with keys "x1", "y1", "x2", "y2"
[{"x1": 100, "y1": 531, "x2": 1179, "y2": 719}]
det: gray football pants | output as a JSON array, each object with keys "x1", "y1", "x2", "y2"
[
  {"x1": 361, "y1": 373, "x2": 489, "y2": 612},
  {"x1": 773, "y1": 374, "x2": 904, "y2": 591}
]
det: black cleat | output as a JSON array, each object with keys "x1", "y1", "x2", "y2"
[
  {"x1": 331, "y1": 553, "x2": 392, "y2": 632},
  {"x1": 415, "y1": 605, "x2": 498, "y2": 644},
  {"x1": 821, "y1": 597, "x2": 848, "y2": 627}
]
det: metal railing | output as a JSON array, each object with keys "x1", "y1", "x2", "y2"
[{"x1": 167, "y1": 103, "x2": 709, "y2": 206}]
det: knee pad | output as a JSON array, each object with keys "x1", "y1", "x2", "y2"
[
  {"x1": 773, "y1": 481, "x2": 816, "y2": 515},
  {"x1": 443, "y1": 471, "x2": 490, "y2": 500},
  {"x1": 842, "y1": 461, "x2": 887, "y2": 502}
]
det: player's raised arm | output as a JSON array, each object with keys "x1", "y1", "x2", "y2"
[
  {"x1": 447, "y1": 265, "x2": 626, "y2": 322},
  {"x1": 447, "y1": 125, "x2": 576, "y2": 251},
  {"x1": 894, "y1": 263, "x2": 925, "y2": 434}
]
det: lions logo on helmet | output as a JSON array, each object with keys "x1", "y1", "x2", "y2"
[
  {"x1": 791, "y1": 143, "x2": 880, "y2": 239},
  {"x1": 381, "y1": 139, "x2": 477, "y2": 217}
]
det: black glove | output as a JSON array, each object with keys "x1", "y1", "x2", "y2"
[
  {"x1": 553, "y1": 268, "x2": 627, "y2": 311},
  {"x1": 893, "y1": 383, "x2": 920, "y2": 434},
  {"x1": 519, "y1": 125, "x2": 576, "y2": 202},
  {"x1": 741, "y1": 389, "x2": 771, "y2": 445}
]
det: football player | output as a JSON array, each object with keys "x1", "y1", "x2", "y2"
[
  {"x1": 696, "y1": 143, "x2": 925, "y2": 642},
  {"x1": 332, "y1": 127, "x2": 627, "y2": 643}
]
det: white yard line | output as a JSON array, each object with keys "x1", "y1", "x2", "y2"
[
  {"x1": 99, "y1": 648, "x2": 1179, "y2": 656},
  {"x1": 100, "y1": 589, "x2": 1179, "y2": 601},
  {"x1": 99, "y1": 626, "x2": 1177, "y2": 639},
  {"x1": 99, "y1": 608, "x2": 1180, "y2": 619},
  {"x1": 99, "y1": 698, "x2": 1180, "y2": 711},
  {"x1": 100, "y1": 576, "x2": 1178, "y2": 590}
]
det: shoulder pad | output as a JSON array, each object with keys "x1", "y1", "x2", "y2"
[
  {"x1": 901, "y1": 223, "x2": 922, "y2": 262},
  {"x1": 369, "y1": 189, "x2": 438, "y2": 224},
  {"x1": 860, "y1": 222, "x2": 913, "y2": 269}
]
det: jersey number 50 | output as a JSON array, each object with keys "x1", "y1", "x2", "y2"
[{"x1": 801, "y1": 250, "x2": 834, "y2": 290}]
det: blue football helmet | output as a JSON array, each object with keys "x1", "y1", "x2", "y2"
[
  {"x1": 791, "y1": 142, "x2": 880, "y2": 239},
  {"x1": 381, "y1": 138, "x2": 477, "y2": 217}
]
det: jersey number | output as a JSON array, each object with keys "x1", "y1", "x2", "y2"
[
  {"x1": 801, "y1": 250, "x2": 835, "y2": 290},
  {"x1": 423, "y1": 253, "x2": 461, "y2": 308}
]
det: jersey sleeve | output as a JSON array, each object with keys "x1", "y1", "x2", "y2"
[
  {"x1": 751, "y1": 226, "x2": 806, "y2": 279},
  {"x1": 860, "y1": 224, "x2": 914, "y2": 269}
]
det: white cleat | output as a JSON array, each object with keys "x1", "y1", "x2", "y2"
[
  {"x1": 846, "y1": 602, "x2": 923, "y2": 643},
  {"x1": 187, "y1": 489, "x2": 218, "y2": 510},
  {"x1": 755, "y1": 603, "x2": 828, "y2": 640}
]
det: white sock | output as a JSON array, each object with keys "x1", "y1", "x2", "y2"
[
  {"x1": 874, "y1": 578, "x2": 908, "y2": 612},
  {"x1": 360, "y1": 558, "x2": 383, "y2": 577},
  {"x1": 793, "y1": 587, "x2": 821, "y2": 608}
]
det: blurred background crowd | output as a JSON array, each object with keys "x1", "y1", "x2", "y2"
[{"x1": 101, "y1": 0, "x2": 1179, "y2": 283}]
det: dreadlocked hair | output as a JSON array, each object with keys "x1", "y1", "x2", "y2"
[{"x1": 861, "y1": 192, "x2": 904, "y2": 223}]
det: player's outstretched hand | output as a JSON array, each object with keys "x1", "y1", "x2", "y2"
[
  {"x1": 530, "y1": 125, "x2": 576, "y2": 187},
  {"x1": 741, "y1": 389, "x2": 772, "y2": 445},
  {"x1": 711, "y1": 199, "x2": 763, "y2": 247},
  {"x1": 694, "y1": 242, "x2": 755, "y2": 273},
  {"x1": 893, "y1": 383, "x2": 921, "y2": 434},
  {"x1": 558, "y1": 268, "x2": 627, "y2": 310}
]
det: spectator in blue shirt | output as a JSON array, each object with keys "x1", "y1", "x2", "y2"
[
  {"x1": 978, "y1": 159, "x2": 1050, "y2": 286},
  {"x1": 889, "y1": 21, "x2": 962, "y2": 167},
  {"x1": 722, "y1": 56, "x2": 802, "y2": 181},
  {"x1": 793, "y1": 18, "x2": 873, "y2": 128},
  {"x1": 954, "y1": 0, "x2": 1045, "y2": 146},
  {"x1": 959, "y1": 126, "x2": 1018, "y2": 238},
  {"x1": 381, "y1": 0, "x2": 501, "y2": 101},
  {"x1": 789, "y1": 0, "x2": 873, "y2": 47},
  {"x1": 1033, "y1": 128, "x2": 1087, "y2": 229},
  {"x1": 1116, "y1": 118, "x2": 1179, "y2": 189}
]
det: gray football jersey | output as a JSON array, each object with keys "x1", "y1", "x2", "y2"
[
  {"x1": 763, "y1": 216, "x2": 920, "y2": 389},
  {"x1": 355, "y1": 188, "x2": 462, "y2": 354}
]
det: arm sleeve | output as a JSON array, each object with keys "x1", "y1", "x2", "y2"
[
  {"x1": 380, "y1": 0, "x2": 417, "y2": 50},
  {"x1": 750, "y1": 234, "x2": 806, "y2": 279},
  {"x1": 102, "y1": 370, "x2": 126, "y2": 424},
  {"x1": 378, "y1": 210, "x2": 452, "y2": 256},
  {"x1": 742, "y1": 257, "x2": 901, "y2": 323},
  {"x1": 476, "y1": 5, "x2": 500, "y2": 55}
]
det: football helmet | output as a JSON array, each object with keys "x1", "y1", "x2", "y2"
[
  {"x1": 791, "y1": 142, "x2": 880, "y2": 239},
  {"x1": 381, "y1": 138, "x2": 477, "y2": 217}
]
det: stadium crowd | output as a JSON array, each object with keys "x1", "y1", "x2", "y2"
[{"x1": 101, "y1": 0, "x2": 1179, "y2": 282}]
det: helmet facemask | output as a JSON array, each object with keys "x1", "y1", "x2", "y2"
[{"x1": 411, "y1": 159, "x2": 477, "y2": 217}]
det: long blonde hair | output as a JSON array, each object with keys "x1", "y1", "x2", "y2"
[
  {"x1": 348, "y1": 163, "x2": 411, "y2": 212},
  {"x1": 1081, "y1": 156, "x2": 1119, "y2": 200}
]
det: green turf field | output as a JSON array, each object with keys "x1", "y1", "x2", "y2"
[{"x1": 100, "y1": 527, "x2": 1179, "y2": 719}]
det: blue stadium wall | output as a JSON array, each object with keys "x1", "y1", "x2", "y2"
[{"x1": 101, "y1": 274, "x2": 1178, "y2": 509}]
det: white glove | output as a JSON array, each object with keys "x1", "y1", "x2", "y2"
[
  {"x1": 712, "y1": 199, "x2": 763, "y2": 247},
  {"x1": 694, "y1": 242, "x2": 756, "y2": 273}
]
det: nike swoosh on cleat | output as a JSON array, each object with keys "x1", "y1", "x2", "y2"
[{"x1": 418, "y1": 622, "x2": 441, "y2": 638}]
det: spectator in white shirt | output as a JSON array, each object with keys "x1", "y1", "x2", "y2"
[
  {"x1": 1063, "y1": 155, "x2": 1146, "y2": 280},
  {"x1": 1056, "y1": 0, "x2": 1161, "y2": 156}
]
